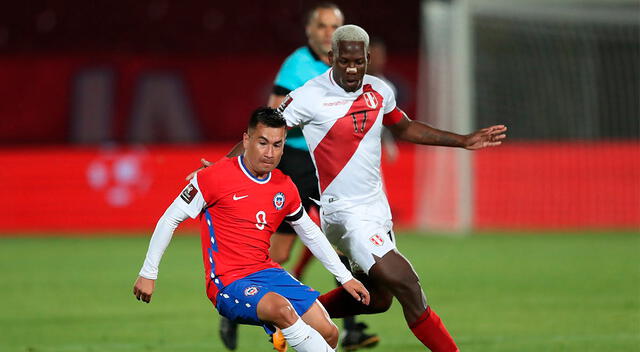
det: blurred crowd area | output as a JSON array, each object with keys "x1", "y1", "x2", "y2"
[
  {"x1": 0, "y1": 1, "x2": 419, "y2": 145},
  {"x1": 0, "y1": 1, "x2": 419, "y2": 54}
]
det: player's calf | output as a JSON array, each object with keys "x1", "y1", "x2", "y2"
[
  {"x1": 300, "y1": 301, "x2": 339, "y2": 348},
  {"x1": 369, "y1": 251, "x2": 458, "y2": 352}
]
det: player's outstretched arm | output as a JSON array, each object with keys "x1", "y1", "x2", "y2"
[
  {"x1": 134, "y1": 198, "x2": 192, "y2": 303},
  {"x1": 287, "y1": 209, "x2": 370, "y2": 305},
  {"x1": 387, "y1": 114, "x2": 507, "y2": 150}
]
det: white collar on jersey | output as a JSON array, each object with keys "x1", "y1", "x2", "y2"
[{"x1": 238, "y1": 155, "x2": 271, "y2": 184}]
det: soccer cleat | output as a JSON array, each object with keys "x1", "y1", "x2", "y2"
[
  {"x1": 219, "y1": 316, "x2": 238, "y2": 350},
  {"x1": 341, "y1": 323, "x2": 380, "y2": 351},
  {"x1": 270, "y1": 328, "x2": 288, "y2": 352}
]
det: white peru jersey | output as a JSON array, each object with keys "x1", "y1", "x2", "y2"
[{"x1": 280, "y1": 69, "x2": 398, "y2": 210}]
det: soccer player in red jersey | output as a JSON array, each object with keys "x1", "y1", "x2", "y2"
[
  {"x1": 133, "y1": 107, "x2": 370, "y2": 352},
  {"x1": 197, "y1": 26, "x2": 507, "y2": 351}
]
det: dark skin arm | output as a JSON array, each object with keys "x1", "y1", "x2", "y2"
[{"x1": 387, "y1": 114, "x2": 507, "y2": 150}]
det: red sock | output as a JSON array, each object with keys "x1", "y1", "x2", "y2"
[
  {"x1": 409, "y1": 306, "x2": 458, "y2": 352},
  {"x1": 293, "y1": 247, "x2": 314, "y2": 279},
  {"x1": 318, "y1": 286, "x2": 369, "y2": 318}
]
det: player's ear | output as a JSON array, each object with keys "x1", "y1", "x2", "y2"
[
  {"x1": 242, "y1": 132, "x2": 250, "y2": 149},
  {"x1": 328, "y1": 50, "x2": 334, "y2": 65}
]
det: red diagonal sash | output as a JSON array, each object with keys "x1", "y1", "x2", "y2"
[{"x1": 313, "y1": 84, "x2": 384, "y2": 192}]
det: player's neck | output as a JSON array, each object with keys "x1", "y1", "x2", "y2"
[{"x1": 240, "y1": 155, "x2": 269, "y2": 180}]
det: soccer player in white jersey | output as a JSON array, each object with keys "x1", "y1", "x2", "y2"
[
  {"x1": 191, "y1": 25, "x2": 506, "y2": 352},
  {"x1": 275, "y1": 25, "x2": 507, "y2": 352}
]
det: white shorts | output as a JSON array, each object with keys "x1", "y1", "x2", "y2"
[{"x1": 320, "y1": 192, "x2": 396, "y2": 274}]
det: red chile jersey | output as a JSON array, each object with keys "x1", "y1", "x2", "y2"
[{"x1": 176, "y1": 156, "x2": 303, "y2": 301}]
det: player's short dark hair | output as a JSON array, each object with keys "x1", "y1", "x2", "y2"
[
  {"x1": 248, "y1": 107, "x2": 286, "y2": 131},
  {"x1": 305, "y1": 2, "x2": 341, "y2": 26}
]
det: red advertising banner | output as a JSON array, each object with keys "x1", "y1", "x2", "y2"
[{"x1": 0, "y1": 142, "x2": 638, "y2": 234}]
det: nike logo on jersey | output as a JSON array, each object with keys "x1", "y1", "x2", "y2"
[{"x1": 233, "y1": 194, "x2": 249, "y2": 200}]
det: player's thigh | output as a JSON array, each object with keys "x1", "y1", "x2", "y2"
[
  {"x1": 256, "y1": 291, "x2": 299, "y2": 326},
  {"x1": 300, "y1": 301, "x2": 338, "y2": 339},
  {"x1": 341, "y1": 221, "x2": 396, "y2": 274},
  {"x1": 269, "y1": 232, "x2": 297, "y2": 263}
]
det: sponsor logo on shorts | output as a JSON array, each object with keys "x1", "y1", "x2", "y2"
[
  {"x1": 273, "y1": 192, "x2": 285, "y2": 210},
  {"x1": 180, "y1": 184, "x2": 198, "y2": 204},
  {"x1": 244, "y1": 286, "x2": 259, "y2": 296},
  {"x1": 370, "y1": 234, "x2": 384, "y2": 246}
]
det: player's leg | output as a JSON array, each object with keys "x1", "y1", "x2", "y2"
[
  {"x1": 270, "y1": 231, "x2": 298, "y2": 264},
  {"x1": 336, "y1": 254, "x2": 380, "y2": 351},
  {"x1": 218, "y1": 316, "x2": 238, "y2": 350},
  {"x1": 220, "y1": 218, "x2": 295, "y2": 350},
  {"x1": 257, "y1": 292, "x2": 335, "y2": 351},
  {"x1": 299, "y1": 301, "x2": 339, "y2": 348},
  {"x1": 368, "y1": 250, "x2": 458, "y2": 352}
]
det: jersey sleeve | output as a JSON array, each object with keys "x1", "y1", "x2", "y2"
[
  {"x1": 284, "y1": 179, "x2": 304, "y2": 222},
  {"x1": 273, "y1": 54, "x2": 305, "y2": 93},
  {"x1": 278, "y1": 87, "x2": 315, "y2": 128},
  {"x1": 174, "y1": 172, "x2": 207, "y2": 219},
  {"x1": 381, "y1": 79, "x2": 397, "y2": 114}
]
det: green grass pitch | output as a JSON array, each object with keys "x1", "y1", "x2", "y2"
[{"x1": 1, "y1": 232, "x2": 638, "y2": 351}]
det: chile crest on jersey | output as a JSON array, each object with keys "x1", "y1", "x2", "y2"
[{"x1": 273, "y1": 192, "x2": 285, "y2": 210}]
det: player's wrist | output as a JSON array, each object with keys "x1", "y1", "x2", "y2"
[{"x1": 337, "y1": 272, "x2": 354, "y2": 285}]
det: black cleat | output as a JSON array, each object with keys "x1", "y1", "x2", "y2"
[
  {"x1": 219, "y1": 316, "x2": 238, "y2": 350},
  {"x1": 342, "y1": 323, "x2": 380, "y2": 351}
]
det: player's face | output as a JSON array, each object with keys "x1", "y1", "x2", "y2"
[
  {"x1": 329, "y1": 41, "x2": 369, "y2": 92},
  {"x1": 242, "y1": 123, "x2": 286, "y2": 177},
  {"x1": 306, "y1": 8, "x2": 344, "y2": 55}
]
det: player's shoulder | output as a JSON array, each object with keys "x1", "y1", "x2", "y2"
[
  {"x1": 197, "y1": 157, "x2": 238, "y2": 182},
  {"x1": 291, "y1": 70, "x2": 330, "y2": 97},
  {"x1": 270, "y1": 168, "x2": 291, "y2": 184},
  {"x1": 364, "y1": 74, "x2": 395, "y2": 100},
  {"x1": 364, "y1": 74, "x2": 391, "y2": 91},
  {"x1": 286, "y1": 46, "x2": 315, "y2": 63},
  {"x1": 270, "y1": 169, "x2": 298, "y2": 189}
]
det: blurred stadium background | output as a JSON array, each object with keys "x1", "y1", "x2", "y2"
[{"x1": 0, "y1": 0, "x2": 638, "y2": 351}]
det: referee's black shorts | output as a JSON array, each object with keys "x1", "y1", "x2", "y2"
[{"x1": 276, "y1": 145, "x2": 320, "y2": 235}]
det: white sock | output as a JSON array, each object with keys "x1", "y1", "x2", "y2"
[{"x1": 281, "y1": 318, "x2": 334, "y2": 352}]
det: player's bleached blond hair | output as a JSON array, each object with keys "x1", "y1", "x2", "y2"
[{"x1": 331, "y1": 24, "x2": 369, "y2": 56}]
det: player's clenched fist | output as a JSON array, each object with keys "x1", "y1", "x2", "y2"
[
  {"x1": 342, "y1": 278, "x2": 370, "y2": 306},
  {"x1": 133, "y1": 276, "x2": 155, "y2": 303}
]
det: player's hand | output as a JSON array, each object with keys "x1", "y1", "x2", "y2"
[
  {"x1": 464, "y1": 125, "x2": 507, "y2": 150},
  {"x1": 342, "y1": 278, "x2": 370, "y2": 305},
  {"x1": 133, "y1": 276, "x2": 155, "y2": 303},
  {"x1": 185, "y1": 158, "x2": 213, "y2": 181}
]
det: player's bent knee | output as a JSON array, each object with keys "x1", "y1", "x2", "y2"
[
  {"x1": 317, "y1": 321, "x2": 339, "y2": 348},
  {"x1": 368, "y1": 293, "x2": 393, "y2": 313},
  {"x1": 257, "y1": 293, "x2": 299, "y2": 328}
]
